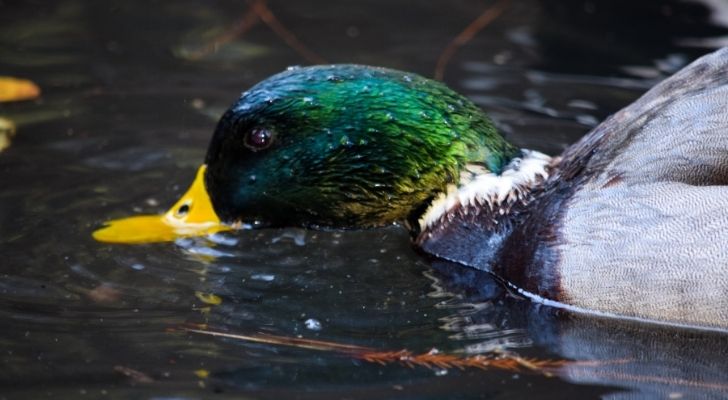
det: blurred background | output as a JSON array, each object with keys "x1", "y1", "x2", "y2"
[{"x1": 1, "y1": 1, "x2": 727, "y2": 399}]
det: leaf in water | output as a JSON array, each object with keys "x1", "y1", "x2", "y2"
[
  {"x1": 0, "y1": 77, "x2": 41, "y2": 102},
  {"x1": 195, "y1": 291, "x2": 222, "y2": 305},
  {"x1": 0, "y1": 117, "x2": 16, "y2": 152}
]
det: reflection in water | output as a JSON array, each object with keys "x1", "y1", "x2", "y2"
[
  {"x1": 1, "y1": 0, "x2": 728, "y2": 398},
  {"x1": 432, "y1": 262, "x2": 728, "y2": 399}
]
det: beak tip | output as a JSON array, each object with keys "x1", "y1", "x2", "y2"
[
  {"x1": 93, "y1": 165, "x2": 227, "y2": 245},
  {"x1": 91, "y1": 214, "x2": 230, "y2": 244},
  {"x1": 91, "y1": 225, "x2": 117, "y2": 243}
]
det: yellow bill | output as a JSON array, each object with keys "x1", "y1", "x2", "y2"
[{"x1": 93, "y1": 165, "x2": 230, "y2": 244}]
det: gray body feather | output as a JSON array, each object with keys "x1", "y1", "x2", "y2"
[{"x1": 554, "y1": 47, "x2": 728, "y2": 329}]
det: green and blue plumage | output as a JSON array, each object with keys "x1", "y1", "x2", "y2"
[{"x1": 204, "y1": 64, "x2": 518, "y2": 228}]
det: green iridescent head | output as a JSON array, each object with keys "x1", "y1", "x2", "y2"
[
  {"x1": 93, "y1": 64, "x2": 519, "y2": 243},
  {"x1": 204, "y1": 65, "x2": 517, "y2": 229}
]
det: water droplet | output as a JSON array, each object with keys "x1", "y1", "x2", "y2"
[
  {"x1": 304, "y1": 318, "x2": 322, "y2": 331},
  {"x1": 403, "y1": 75, "x2": 413, "y2": 83},
  {"x1": 339, "y1": 135, "x2": 353, "y2": 146},
  {"x1": 131, "y1": 263, "x2": 145, "y2": 271},
  {"x1": 286, "y1": 65, "x2": 301, "y2": 71}
]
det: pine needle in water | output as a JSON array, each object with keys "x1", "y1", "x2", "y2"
[{"x1": 180, "y1": 325, "x2": 569, "y2": 375}]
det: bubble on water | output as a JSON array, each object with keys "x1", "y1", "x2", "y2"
[{"x1": 251, "y1": 274, "x2": 275, "y2": 282}]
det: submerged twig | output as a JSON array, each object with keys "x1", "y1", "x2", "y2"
[
  {"x1": 113, "y1": 365, "x2": 155, "y2": 384},
  {"x1": 434, "y1": 0, "x2": 511, "y2": 80},
  {"x1": 249, "y1": 0, "x2": 328, "y2": 64},
  {"x1": 185, "y1": 4, "x2": 261, "y2": 60},
  {"x1": 181, "y1": 325, "x2": 372, "y2": 353},
  {"x1": 186, "y1": 0, "x2": 326, "y2": 64}
]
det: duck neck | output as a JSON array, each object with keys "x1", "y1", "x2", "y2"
[{"x1": 413, "y1": 149, "x2": 554, "y2": 250}]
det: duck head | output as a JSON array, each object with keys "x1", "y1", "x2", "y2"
[{"x1": 93, "y1": 64, "x2": 526, "y2": 244}]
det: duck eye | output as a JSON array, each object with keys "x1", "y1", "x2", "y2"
[{"x1": 245, "y1": 127, "x2": 274, "y2": 151}]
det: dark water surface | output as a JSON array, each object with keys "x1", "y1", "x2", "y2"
[{"x1": 2, "y1": 1, "x2": 728, "y2": 399}]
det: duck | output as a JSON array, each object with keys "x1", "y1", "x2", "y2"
[{"x1": 93, "y1": 47, "x2": 728, "y2": 332}]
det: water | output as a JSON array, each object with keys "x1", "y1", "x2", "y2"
[{"x1": 1, "y1": 1, "x2": 728, "y2": 398}]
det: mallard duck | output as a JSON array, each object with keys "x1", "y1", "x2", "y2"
[{"x1": 94, "y1": 47, "x2": 728, "y2": 331}]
